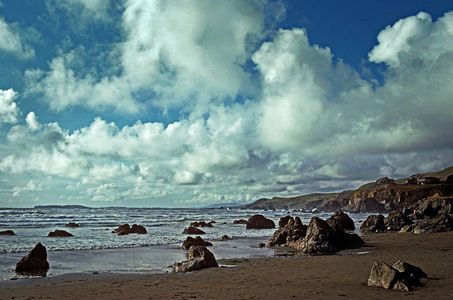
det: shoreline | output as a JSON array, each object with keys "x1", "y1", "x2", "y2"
[{"x1": 1, "y1": 231, "x2": 452, "y2": 299}]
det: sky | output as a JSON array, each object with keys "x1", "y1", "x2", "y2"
[{"x1": 1, "y1": 0, "x2": 453, "y2": 208}]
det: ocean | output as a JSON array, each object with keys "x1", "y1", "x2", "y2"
[{"x1": 0, "y1": 207, "x2": 371, "y2": 280}]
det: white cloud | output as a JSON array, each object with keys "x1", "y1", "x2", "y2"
[
  {"x1": 0, "y1": 88, "x2": 20, "y2": 126},
  {"x1": 13, "y1": 180, "x2": 43, "y2": 197},
  {"x1": 0, "y1": 18, "x2": 35, "y2": 59},
  {"x1": 26, "y1": 112, "x2": 42, "y2": 132}
]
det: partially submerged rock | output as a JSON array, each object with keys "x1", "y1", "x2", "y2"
[
  {"x1": 246, "y1": 214, "x2": 275, "y2": 229},
  {"x1": 368, "y1": 260, "x2": 427, "y2": 291},
  {"x1": 360, "y1": 215, "x2": 386, "y2": 232},
  {"x1": 190, "y1": 221, "x2": 214, "y2": 227},
  {"x1": 182, "y1": 226, "x2": 206, "y2": 235},
  {"x1": 65, "y1": 222, "x2": 80, "y2": 227},
  {"x1": 0, "y1": 230, "x2": 15, "y2": 235},
  {"x1": 15, "y1": 243, "x2": 49, "y2": 275},
  {"x1": 233, "y1": 219, "x2": 248, "y2": 225},
  {"x1": 112, "y1": 224, "x2": 147, "y2": 235},
  {"x1": 172, "y1": 246, "x2": 218, "y2": 272},
  {"x1": 326, "y1": 211, "x2": 355, "y2": 231},
  {"x1": 48, "y1": 229, "x2": 73, "y2": 237},
  {"x1": 268, "y1": 216, "x2": 307, "y2": 247},
  {"x1": 182, "y1": 236, "x2": 213, "y2": 249}
]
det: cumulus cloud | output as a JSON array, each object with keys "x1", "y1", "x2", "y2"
[
  {"x1": 0, "y1": 18, "x2": 35, "y2": 59},
  {"x1": 0, "y1": 88, "x2": 20, "y2": 126},
  {"x1": 26, "y1": 112, "x2": 42, "y2": 132},
  {"x1": 13, "y1": 180, "x2": 42, "y2": 197}
]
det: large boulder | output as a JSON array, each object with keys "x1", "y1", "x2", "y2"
[
  {"x1": 182, "y1": 236, "x2": 213, "y2": 249},
  {"x1": 360, "y1": 214, "x2": 386, "y2": 232},
  {"x1": 294, "y1": 217, "x2": 340, "y2": 254},
  {"x1": 368, "y1": 260, "x2": 427, "y2": 291},
  {"x1": 278, "y1": 215, "x2": 293, "y2": 228},
  {"x1": 172, "y1": 246, "x2": 218, "y2": 272},
  {"x1": 357, "y1": 198, "x2": 386, "y2": 213},
  {"x1": 403, "y1": 214, "x2": 453, "y2": 234},
  {"x1": 326, "y1": 211, "x2": 355, "y2": 231},
  {"x1": 384, "y1": 211, "x2": 413, "y2": 231},
  {"x1": 48, "y1": 229, "x2": 73, "y2": 237},
  {"x1": 268, "y1": 216, "x2": 307, "y2": 247},
  {"x1": 15, "y1": 243, "x2": 50, "y2": 274},
  {"x1": 112, "y1": 224, "x2": 147, "y2": 235},
  {"x1": 246, "y1": 215, "x2": 275, "y2": 229},
  {"x1": 0, "y1": 230, "x2": 15, "y2": 235},
  {"x1": 182, "y1": 226, "x2": 206, "y2": 235}
]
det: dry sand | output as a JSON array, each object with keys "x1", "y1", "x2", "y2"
[{"x1": 1, "y1": 231, "x2": 452, "y2": 299}]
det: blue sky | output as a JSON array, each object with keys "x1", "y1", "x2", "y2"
[{"x1": 1, "y1": 0, "x2": 453, "y2": 208}]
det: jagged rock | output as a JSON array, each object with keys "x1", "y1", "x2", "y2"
[
  {"x1": 278, "y1": 215, "x2": 293, "y2": 228},
  {"x1": 326, "y1": 211, "x2": 355, "y2": 231},
  {"x1": 368, "y1": 260, "x2": 427, "y2": 291},
  {"x1": 233, "y1": 219, "x2": 248, "y2": 225},
  {"x1": 48, "y1": 229, "x2": 73, "y2": 237},
  {"x1": 112, "y1": 224, "x2": 147, "y2": 235},
  {"x1": 15, "y1": 243, "x2": 49, "y2": 274},
  {"x1": 65, "y1": 222, "x2": 79, "y2": 227},
  {"x1": 172, "y1": 246, "x2": 218, "y2": 272},
  {"x1": 408, "y1": 214, "x2": 452, "y2": 233},
  {"x1": 246, "y1": 214, "x2": 275, "y2": 229},
  {"x1": 294, "y1": 217, "x2": 340, "y2": 254},
  {"x1": 219, "y1": 234, "x2": 229, "y2": 241},
  {"x1": 182, "y1": 236, "x2": 213, "y2": 249},
  {"x1": 357, "y1": 198, "x2": 386, "y2": 213},
  {"x1": 182, "y1": 226, "x2": 206, "y2": 235},
  {"x1": 360, "y1": 215, "x2": 386, "y2": 232},
  {"x1": 268, "y1": 216, "x2": 307, "y2": 247},
  {"x1": 0, "y1": 230, "x2": 15, "y2": 235},
  {"x1": 190, "y1": 221, "x2": 214, "y2": 227},
  {"x1": 384, "y1": 211, "x2": 413, "y2": 231}
]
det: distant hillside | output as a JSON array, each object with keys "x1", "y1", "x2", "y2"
[
  {"x1": 34, "y1": 205, "x2": 91, "y2": 209},
  {"x1": 245, "y1": 165, "x2": 453, "y2": 212}
]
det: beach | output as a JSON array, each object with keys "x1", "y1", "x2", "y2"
[{"x1": 1, "y1": 231, "x2": 452, "y2": 299}]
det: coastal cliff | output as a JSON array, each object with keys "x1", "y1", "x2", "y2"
[{"x1": 245, "y1": 166, "x2": 453, "y2": 212}]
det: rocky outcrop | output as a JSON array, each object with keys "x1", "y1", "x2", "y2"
[
  {"x1": 368, "y1": 260, "x2": 427, "y2": 291},
  {"x1": 360, "y1": 215, "x2": 386, "y2": 233},
  {"x1": 65, "y1": 222, "x2": 79, "y2": 227},
  {"x1": 172, "y1": 246, "x2": 218, "y2": 272},
  {"x1": 15, "y1": 243, "x2": 49, "y2": 275},
  {"x1": 233, "y1": 219, "x2": 248, "y2": 225},
  {"x1": 0, "y1": 230, "x2": 15, "y2": 235},
  {"x1": 182, "y1": 236, "x2": 213, "y2": 249},
  {"x1": 384, "y1": 211, "x2": 413, "y2": 231},
  {"x1": 112, "y1": 224, "x2": 147, "y2": 235},
  {"x1": 48, "y1": 229, "x2": 73, "y2": 237},
  {"x1": 190, "y1": 221, "x2": 214, "y2": 227},
  {"x1": 182, "y1": 226, "x2": 206, "y2": 235},
  {"x1": 268, "y1": 216, "x2": 307, "y2": 247},
  {"x1": 246, "y1": 215, "x2": 275, "y2": 229},
  {"x1": 326, "y1": 211, "x2": 355, "y2": 231}
]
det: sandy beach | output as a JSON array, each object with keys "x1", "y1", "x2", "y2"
[{"x1": 1, "y1": 231, "x2": 452, "y2": 299}]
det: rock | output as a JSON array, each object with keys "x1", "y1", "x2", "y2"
[
  {"x1": 360, "y1": 214, "x2": 386, "y2": 232},
  {"x1": 0, "y1": 230, "x2": 15, "y2": 235},
  {"x1": 233, "y1": 219, "x2": 248, "y2": 225},
  {"x1": 172, "y1": 246, "x2": 218, "y2": 272},
  {"x1": 268, "y1": 216, "x2": 307, "y2": 247},
  {"x1": 219, "y1": 234, "x2": 229, "y2": 241},
  {"x1": 294, "y1": 217, "x2": 339, "y2": 254},
  {"x1": 278, "y1": 215, "x2": 293, "y2": 228},
  {"x1": 182, "y1": 226, "x2": 206, "y2": 235},
  {"x1": 190, "y1": 221, "x2": 214, "y2": 227},
  {"x1": 48, "y1": 229, "x2": 73, "y2": 237},
  {"x1": 384, "y1": 211, "x2": 413, "y2": 231},
  {"x1": 257, "y1": 242, "x2": 265, "y2": 248},
  {"x1": 246, "y1": 214, "x2": 275, "y2": 229},
  {"x1": 65, "y1": 222, "x2": 79, "y2": 227},
  {"x1": 326, "y1": 211, "x2": 355, "y2": 231},
  {"x1": 368, "y1": 260, "x2": 402, "y2": 290},
  {"x1": 357, "y1": 198, "x2": 386, "y2": 213},
  {"x1": 368, "y1": 260, "x2": 427, "y2": 291},
  {"x1": 411, "y1": 214, "x2": 453, "y2": 233},
  {"x1": 112, "y1": 224, "x2": 147, "y2": 235},
  {"x1": 15, "y1": 243, "x2": 49, "y2": 274},
  {"x1": 182, "y1": 236, "x2": 213, "y2": 249}
]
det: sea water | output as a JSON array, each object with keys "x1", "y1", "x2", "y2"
[{"x1": 0, "y1": 207, "x2": 371, "y2": 280}]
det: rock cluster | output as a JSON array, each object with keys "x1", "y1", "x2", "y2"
[
  {"x1": 190, "y1": 221, "x2": 214, "y2": 227},
  {"x1": 246, "y1": 214, "x2": 275, "y2": 229},
  {"x1": 368, "y1": 260, "x2": 427, "y2": 291},
  {"x1": 48, "y1": 229, "x2": 74, "y2": 237},
  {"x1": 172, "y1": 246, "x2": 218, "y2": 272},
  {"x1": 268, "y1": 212, "x2": 364, "y2": 255},
  {"x1": 182, "y1": 226, "x2": 206, "y2": 234},
  {"x1": 112, "y1": 224, "x2": 147, "y2": 235},
  {"x1": 182, "y1": 236, "x2": 213, "y2": 249},
  {"x1": 15, "y1": 243, "x2": 49, "y2": 275}
]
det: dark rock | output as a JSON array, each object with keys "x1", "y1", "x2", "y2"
[
  {"x1": 172, "y1": 246, "x2": 218, "y2": 272},
  {"x1": 190, "y1": 221, "x2": 214, "y2": 227},
  {"x1": 368, "y1": 260, "x2": 402, "y2": 290},
  {"x1": 257, "y1": 242, "x2": 265, "y2": 248},
  {"x1": 0, "y1": 230, "x2": 15, "y2": 235},
  {"x1": 384, "y1": 211, "x2": 413, "y2": 231},
  {"x1": 246, "y1": 214, "x2": 275, "y2": 229},
  {"x1": 182, "y1": 236, "x2": 213, "y2": 249},
  {"x1": 65, "y1": 222, "x2": 79, "y2": 228},
  {"x1": 112, "y1": 224, "x2": 147, "y2": 235},
  {"x1": 48, "y1": 229, "x2": 73, "y2": 237},
  {"x1": 357, "y1": 198, "x2": 386, "y2": 213},
  {"x1": 326, "y1": 211, "x2": 355, "y2": 231},
  {"x1": 233, "y1": 219, "x2": 248, "y2": 225},
  {"x1": 410, "y1": 214, "x2": 453, "y2": 233},
  {"x1": 219, "y1": 234, "x2": 229, "y2": 241},
  {"x1": 268, "y1": 216, "x2": 307, "y2": 247},
  {"x1": 393, "y1": 260, "x2": 427, "y2": 285},
  {"x1": 294, "y1": 217, "x2": 339, "y2": 254},
  {"x1": 278, "y1": 215, "x2": 293, "y2": 228},
  {"x1": 360, "y1": 215, "x2": 386, "y2": 232},
  {"x1": 182, "y1": 226, "x2": 206, "y2": 235},
  {"x1": 15, "y1": 243, "x2": 49, "y2": 274}
]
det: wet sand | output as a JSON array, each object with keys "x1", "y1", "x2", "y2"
[{"x1": 1, "y1": 231, "x2": 452, "y2": 299}]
